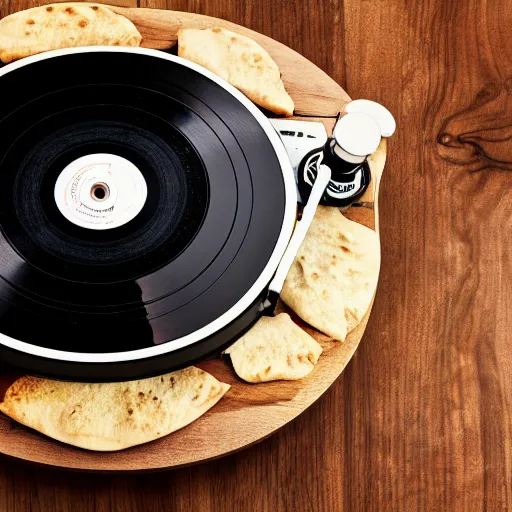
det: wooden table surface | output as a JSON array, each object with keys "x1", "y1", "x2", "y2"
[{"x1": 0, "y1": 0, "x2": 511, "y2": 510}]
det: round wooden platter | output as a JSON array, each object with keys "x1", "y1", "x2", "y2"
[{"x1": 0, "y1": 7, "x2": 387, "y2": 471}]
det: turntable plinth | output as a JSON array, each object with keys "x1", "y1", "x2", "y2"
[{"x1": 0, "y1": 7, "x2": 386, "y2": 471}]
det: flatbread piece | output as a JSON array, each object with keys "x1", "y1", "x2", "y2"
[
  {"x1": 225, "y1": 313, "x2": 322, "y2": 383},
  {"x1": 0, "y1": 367, "x2": 229, "y2": 451},
  {"x1": 281, "y1": 206, "x2": 380, "y2": 341},
  {"x1": 0, "y1": 3, "x2": 142, "y2": 64},
  {"x1": 178, "y1": 27, "x2": 294, "y2": 116}
]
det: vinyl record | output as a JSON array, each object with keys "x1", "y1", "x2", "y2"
[{"x1": 0, "y1": 48, "x2": 296, "y2": 380}]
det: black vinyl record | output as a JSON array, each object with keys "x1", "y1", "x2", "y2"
[{"x1": 0, "y1": 48, "x2": 296, "y2": 380}]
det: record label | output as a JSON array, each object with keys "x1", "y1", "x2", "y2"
[{"x1": 54, "y1": 153, "x2": 148, "y2": 230}]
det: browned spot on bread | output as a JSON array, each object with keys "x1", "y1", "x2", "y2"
[
  {"x1": 7, "y1": 377, "x2": 42, "y2": 398},
  {"x1": 26, "y1": 19, "x2": 35, "y2": 25},
  {"x1": 192, "y1": 394, "x2": 199, "y2": 400},
  {"x1": 64, "y1": 7, "x2": 75, "y2": 14},
  {"x1": 153, "y1": 396, "x2": 158, "y2": 401},
  {"x1": 241, "y1": 52, "x2": 249, "y2": 62},
  {"x1": 287, "y1": 354, "x2": 293, "y2": 366},
  {"x1": 127, "y1": 408, "x2": 133, "y2": 415},
  {"x1": 297, "y1": 354, "x2": 305, "y2": 363},
  {"x1": 295, "y1": 259, "x2": 306, "y2": 282},
  {"x1": 170, "y1": 377, "x2": 175, "y2": 386},
  {"x1": 212, "y1": 28, "x2": 221, "y2": 33},
  {"x1": 265, "y1": 365, "x2": 272, "y2": 374},
  {"x1": 46, "y1": 6, "x2": 53, "y2": 11},
  {"x1": 254, "y1": 54, "x2": 262, "y2": 62},
  {"x1": 91, "y1": 5, "x2": 99, "y2": 10},
  {"x1": 78, "y1": 19, "x2": 88, "y2": 28},
  {"x1": 341, "y1": 246, "x2": 350, "y2": 253},
  {"x1": 114, "y1": 42, "x2": 120, "y2": 46},
  {"x1": 25, "y1": 31, "x2": 31, "y2": 36},
  {"x1": 207, "y1": 386, "x2": 222, "y2": 401},
  {"x1": 138, "y1": 392, "x2": 144, "y2": 397},
  {"x1": 312, "y1": 272, "x2": 319, "y2": 279},
  {"x1": 160, "y1": 377, "x2": 164, "y2": 383},
  {"x1": 231, "y1": 37, "x2": 237, "y2": 43}
]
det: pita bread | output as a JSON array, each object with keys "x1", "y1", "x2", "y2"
[
  {"x1": 0, "y1": 367, "x2": 229, "y2": 451},
  {"x1": 178, "y1": 27, "x2": 294, "y2": 116},
  {"x1": 0, "y1": 3, "x2": 142, "y2": 64},
  {"x1": 281, "y1": 206, "x2": 380, "y2": 341},
  {"x1": 224, "y1": 313, "x2": 322, "y2": 382}
]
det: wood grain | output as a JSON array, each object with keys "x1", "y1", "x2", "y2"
[
  {"x1": 0, "y1": 0, "x2": 511, "y2": 510},
  {"x1": 342, "y1": 1, "x2": 512, "y2": 511}
]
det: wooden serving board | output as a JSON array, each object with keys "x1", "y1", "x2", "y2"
[{"x1": 0, "y1": 6, "x2": 387, "y2": 471}]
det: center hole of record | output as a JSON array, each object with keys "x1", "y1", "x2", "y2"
[{"x1": 91, "y1": 182, "x2": 109, "y2": 202}]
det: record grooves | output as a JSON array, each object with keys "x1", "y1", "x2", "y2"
[{"x1": 0, "y1": 49, "x2": 296, "y2": 379}]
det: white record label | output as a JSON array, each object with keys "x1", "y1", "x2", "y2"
[{"x1": 54, "y1": 154, "x2": 148, "y2": 230}]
